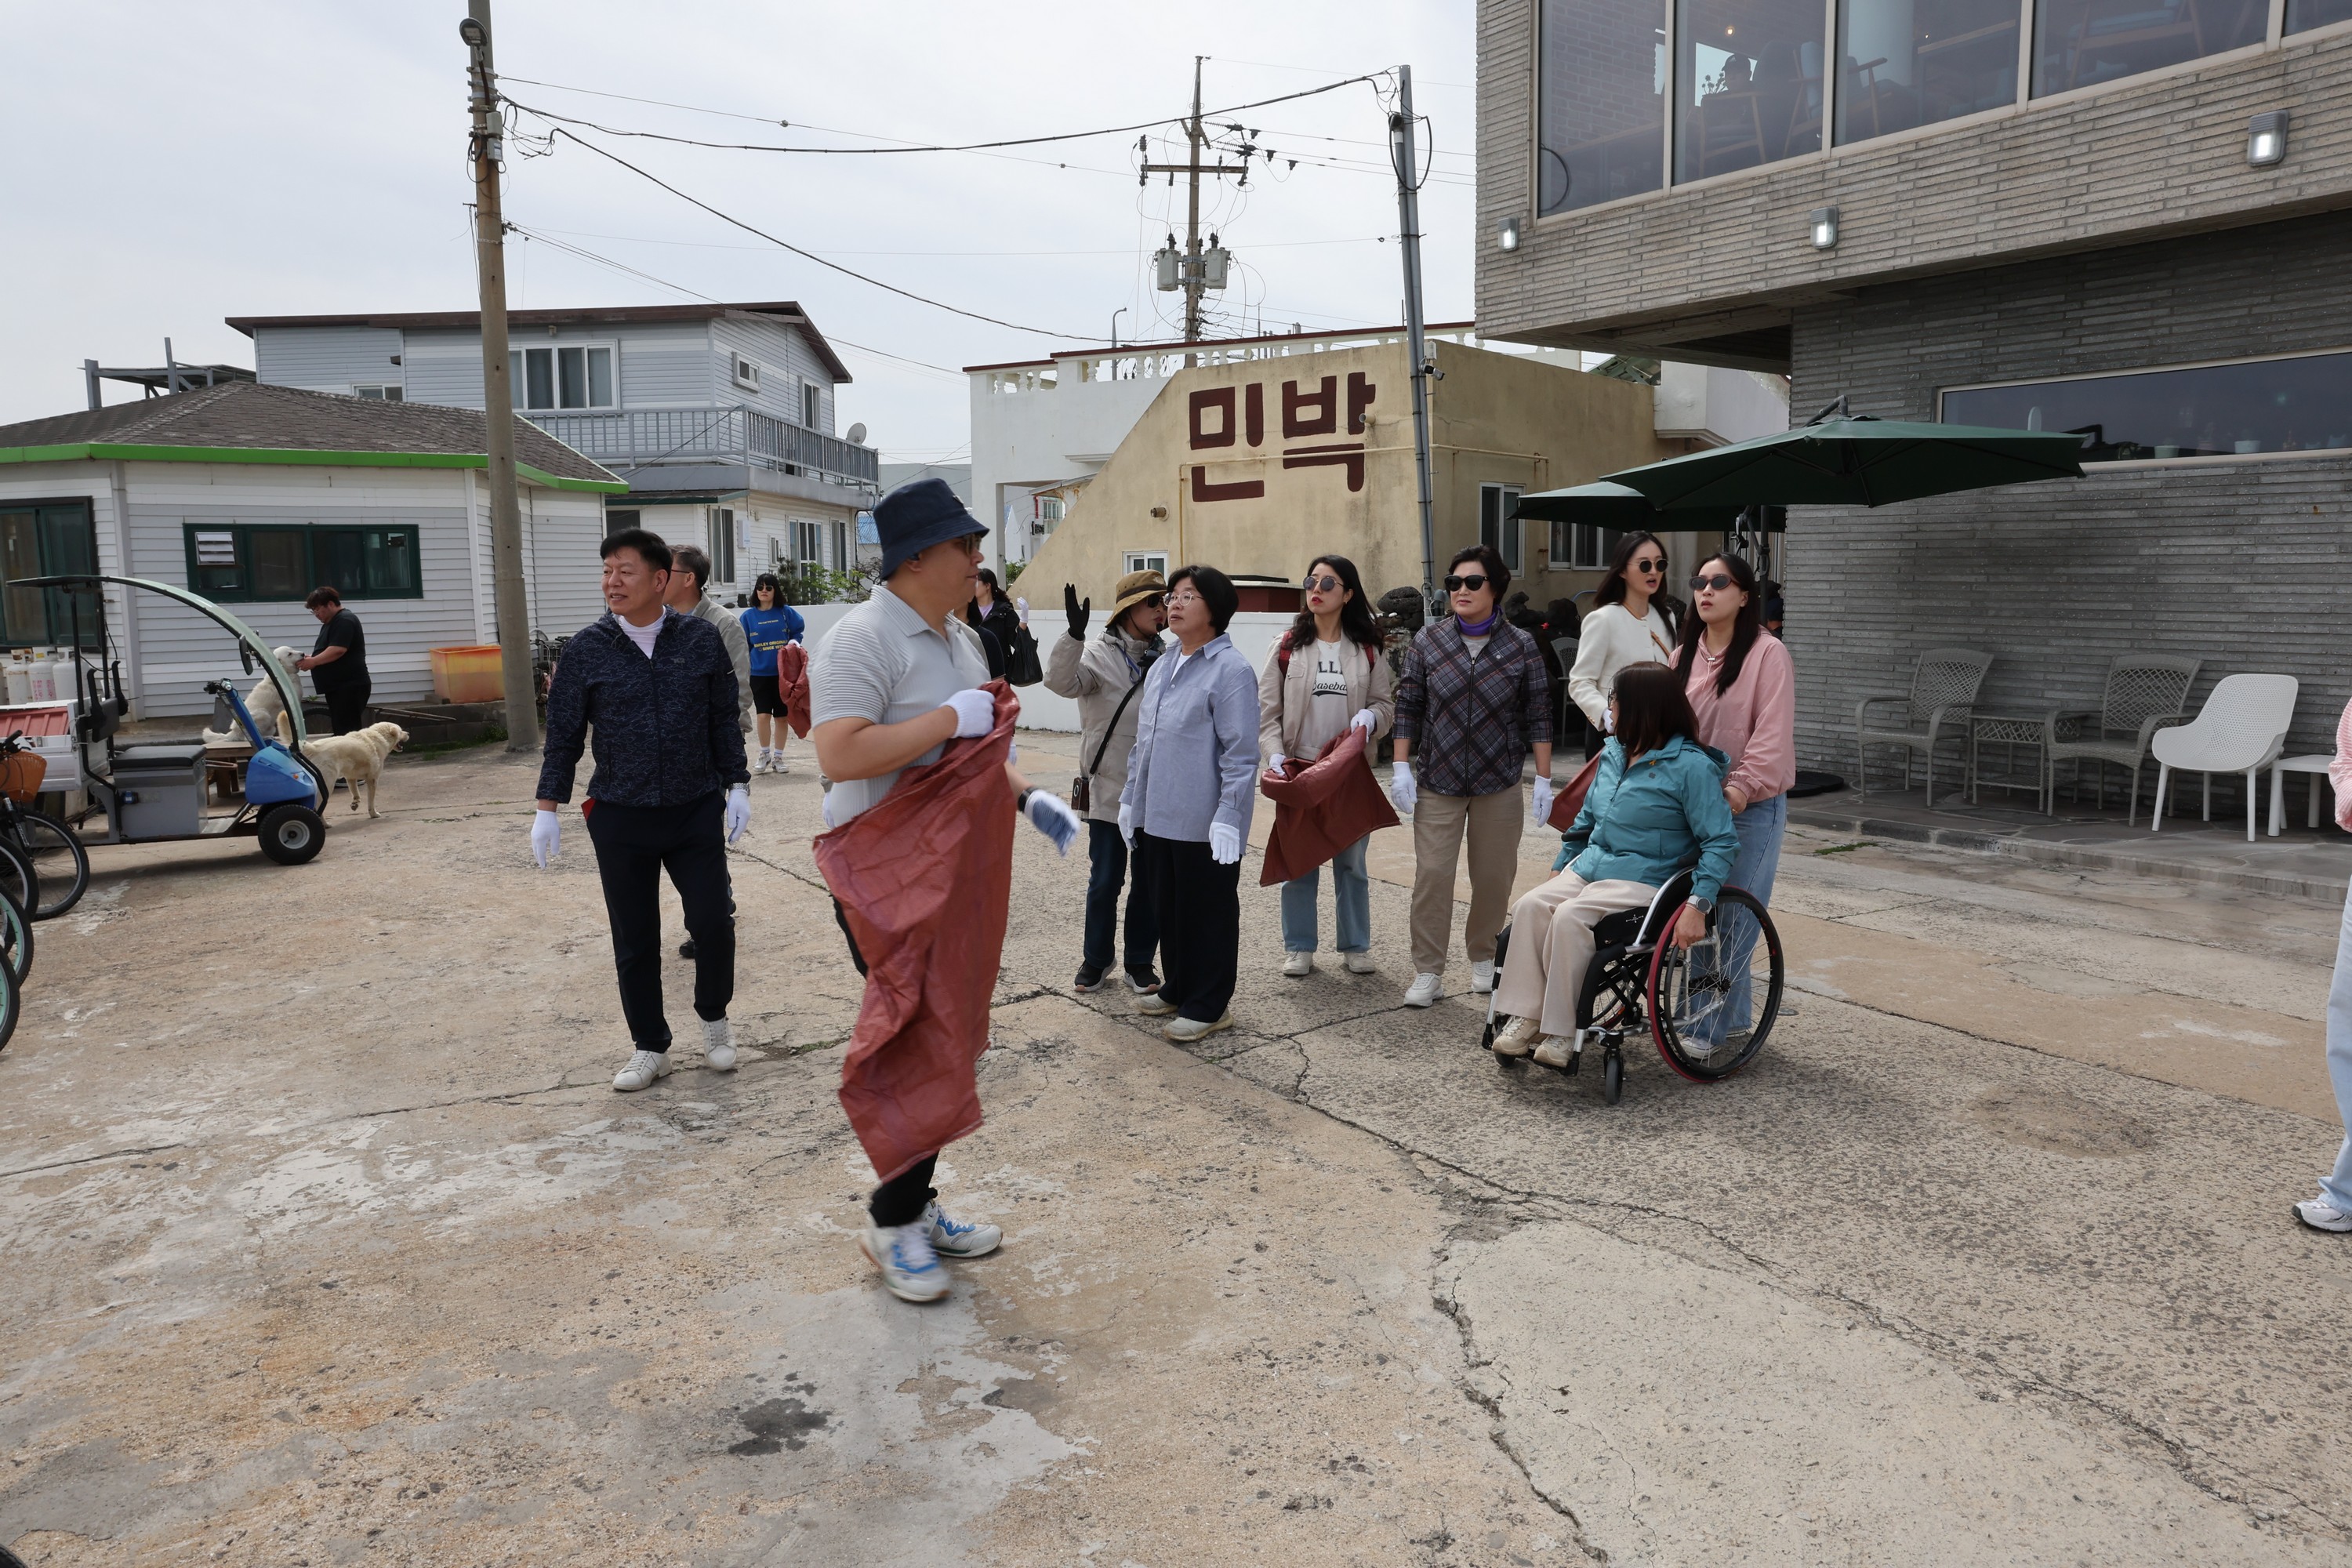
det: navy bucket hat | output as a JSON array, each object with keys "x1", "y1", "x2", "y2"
[{"x1": 874, "y1": 477, "x2": 986, "y2": 579}]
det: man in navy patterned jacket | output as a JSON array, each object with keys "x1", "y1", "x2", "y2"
[{"x1": 532, "y1": 528, "x2": 753, "y2": 1092}]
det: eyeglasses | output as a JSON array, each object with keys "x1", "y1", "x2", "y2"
[
  {"x1": 1630, "y1": 557, "x2": 1665, "y2": 574},
  {"x1": 1301, "y1": 574, "x2": 1342, "y2": 593},
  {"x1": 1167, "y1": 590, "x2": 1203, "y2": 607},
  {"x1": 1688, "y1": 573, "x2": 1737, "y2": 593},
  {"x1": 1443, "y1": 574, "x2": 1490, "y2": 593}
]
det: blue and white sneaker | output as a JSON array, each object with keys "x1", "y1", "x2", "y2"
[
  {"x1": 921, "y1": 1200, "x2": 1003, "y2": 1258},
  {"x1": 860, "y1": 1221, "x2": 951, "y2": 1302}
]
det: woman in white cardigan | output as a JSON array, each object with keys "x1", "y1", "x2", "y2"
[{"x1": 1566, "y1": 531, "x2": 1680, "y2": 756}]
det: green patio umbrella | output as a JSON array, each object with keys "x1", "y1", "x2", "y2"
[
  {"x1": 1509, "y1": 481, "x2": 1744, "y2": 533},
  {"x1": 1599, "y1": 405, "x2": 2087, "y2": 510}
]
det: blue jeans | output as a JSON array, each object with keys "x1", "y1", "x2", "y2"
[
  {"x1": 2320, "y1": 876, "x2": 2352, "y2": 1212},
  {"x1": 1083, "y1": 819, "x2": 1160, "y2": 978},
  {"x1": 1679, "y1": 792, "x2": 1790, "y2": 1042},
  {"x1": 1280, "y1": 835, "x2": 1371, "y2": 954}
]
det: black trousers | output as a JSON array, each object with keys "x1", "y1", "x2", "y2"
[
  {"x1": 322, "y1": 681, "x2": 371, "y2": 735},
  {"x1": 1083, "y1": 819, "x2": 1160, "y2": 978},
  {"x1": 585, "y1": 791, "x2": 734, "y2": 1051},
  {"x1": 1137, "y1": 831, "x2": 1240, "y2": 1022}
]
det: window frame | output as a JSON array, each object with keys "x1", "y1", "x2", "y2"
[
  {"x1": 0, "y1": 498, "x2": 102, "y2": 648},
  {"x1": 517, "y1": 341, "x2": 619, "y2": 412},
  {"x1": 1550, "y1": 521, "x2": 1628, "y2": 572},
  {"x1": 1123, "y1": 550, "x2": 1171, "y2": 579},
  {"x1": 180, "y1": 521, "x2": 425, "y2": 603},
  {"x1": 351, "y1": 383, "x2": 405, "y2": 401},
  {"x1": 802, "y1": 380, "x2": 822, "y2": 429},
  {"x1": 1479, "y1": 482, "x2": 1526, "y2": 573},
  {"x1": 708, "y1": 506, "x2": 738, "y2": 586}
]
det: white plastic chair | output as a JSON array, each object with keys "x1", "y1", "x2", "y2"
[{"x1": 2149, "y1": 674, "x2": 2299, "y2": 842}]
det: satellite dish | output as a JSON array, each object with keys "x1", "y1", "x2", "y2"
[{"x1": 845, "y1": 422, "x2": 867, "y2": 445}]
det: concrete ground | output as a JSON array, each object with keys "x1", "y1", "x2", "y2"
[{"x1": 5, "y1": 727, "x2": 2352, "y2": 1566}]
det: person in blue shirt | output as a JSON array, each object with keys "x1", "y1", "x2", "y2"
[{"x1": 739, "y1": 572, "x2": 806, "y2": 774}]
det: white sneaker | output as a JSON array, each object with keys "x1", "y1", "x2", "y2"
[
  {"x1": 1470, "y1": 960, "x2": 1497, "y2": 994},
  {"x1": 1283, "y1": 951, "x2": 1314, "y2": 978},
  {"x1": 1491, "y1": 1015, "x2": 1540, "y2": 1057},
  {"x1": 1532, "y1": 1034, "x2": 1577, "y2": 1069},
  {"x1": 772, "y1": 753, "x2": 789, "y2": 775},
  {"x1": 703, "y1": 1016, "x2": 737, "y2": 1072},
  {"x1": 1342, "y1": 950, "x2": 1377, "y2": 975},
  {"x1": 754, "y1": 750, "x2": 771, "y2": 774},
  {"x1": 1403, "y1": 972, "x2": 1443, "y2": 1007},
  {"x1": 861, "y1": 1221, "x2": 950, "y2": 1302},
  {"x1": 1164, "y1": 1011, "x2": 1234, "y2": 1043},
  {"x1": 1134, "y1": 992, "x2": 1178, "y2": 1016},
  {"x1": 612, "y1": 1049, "x2": 673, "y2": 1091},
  {"x1": 2295, "y1": 1197, "x2": 2352, "y2": 1232},
  {"x1": 921, "y1": 1199, "x2": 1003, "y2": 1258}
]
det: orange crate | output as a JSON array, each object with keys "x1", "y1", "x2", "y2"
[{"x1": 430, "y1": 645, "x2": 506, "y2": 704}]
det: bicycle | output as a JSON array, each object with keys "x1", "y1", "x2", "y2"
[{"x1": 0, "y1": 731, "x2": 90, "y2": 919}]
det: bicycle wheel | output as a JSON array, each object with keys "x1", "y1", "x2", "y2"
[
  {"x1": 1647, "y1": 888, "x2": 1782, "y2": 1083},
  {"x1": 0, "y1": 924, "x2": 19, "y2": 1052},
  {"x1": 0, "y1": 834, "x2": 33, "y2": 919},
  {"x1": 2, "y1": 808, "x2": 88, "y2": 919},
  {"x1": 0, "y1": 882, "x2": 30, "y2": 984}
]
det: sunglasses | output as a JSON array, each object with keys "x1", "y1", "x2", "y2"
[
  {"x1": 1688, "y1": 573, "x2": 1739, "y2": 593},
  {"x1": 1630, "y1": 557, "x2": 1665, "y2": 574},
  {"x1": 1301, "y1": 574, "x2": 1342, "y2": 593},
  {"x1": 1138, "y1": 594, "x2": 1166, "y2": 609},
  {"x1": 1443, "y1": 574, "x2": 1490, "y2": 593}
]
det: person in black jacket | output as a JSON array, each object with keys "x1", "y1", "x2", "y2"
[
  {"x1": 532, "y1": 528, "x2": 753, "y2": 1093},
  {"x1": 965, "y1": 567, "x2": 1019, "y2": 678}
]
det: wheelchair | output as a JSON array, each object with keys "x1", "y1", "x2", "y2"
[{"x1": 1478, "y1": 866, "x2": 1784, "y2": 1104}]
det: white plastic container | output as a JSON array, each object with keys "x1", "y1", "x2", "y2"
[
  {"x1": 2, "y1": 666, "x2": 27, "y2": 706},
  {"x1": 25, "y1": 663, "x2": 53, "y2": 702}
]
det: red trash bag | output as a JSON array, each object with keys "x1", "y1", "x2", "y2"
[{"x1": 1258, "y1": 727, "x2": 1400, "y2": 887}]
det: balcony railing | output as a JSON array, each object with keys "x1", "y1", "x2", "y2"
[{"x1": 524, "y1": 405, "x2": 880, "y2": 489}]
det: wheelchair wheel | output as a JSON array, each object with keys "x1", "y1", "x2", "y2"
[
  {"x1": 1601, "y1": 1047, "x2": 1624, "y2": 1104},
  {"x1": 1646, "y1": 888, "x2": 1782, "y2": 1083}
]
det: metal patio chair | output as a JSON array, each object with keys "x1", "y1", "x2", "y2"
[
  {"x1": 1855, "y1": 648, "x2": 1994, "y2": 804},
  {"x1": 2151, "y1": 673, "x2": 2299, "y2": 842},
  {"x1": 2042, "y1": 653, "x2": 2200, "y2": 822}
]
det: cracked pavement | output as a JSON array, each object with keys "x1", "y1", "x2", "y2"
[{"x1": 5, "y1": 731, "x2": 2350, "y2": 1565}]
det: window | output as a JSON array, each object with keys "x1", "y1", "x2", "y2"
[
  {"x1": 801, "y1": 380, "x2": 822, "y2": 428},
  {"x1": 519, "y1": 344, "x2": 615, "y2": 411},
  {"x1": 0, "y1": 500, "x2": 99, "y2": 648},
  {"x1": 793, "y1": 519, "x2": 826, "y2": 568},
  {"x1": 181, "y1": 523, "x2": 423, "y2": 601},
  {"x1": 1675, "y1": 0, "x2": 1827, "y2": 182},
  {"x1": 1479, "y1": 484, "x2": 1526, "y2": 573},
  {"x1": 604, "y1": 508, "x2": 641, "y2": 535},
  {"x1": 1123, "y1": 550, "x2": 1170, "y2": 579},
  {"x1": 1836, "y1": 0, "x2": 2021, "y2": 143},
  {"x1": 708, "y1": 507, "x2": 737, "y2": 586},
  {"x1": 1538, "y1": 0, "x2": 1668, "y2": 214},
  {"x1": 1939, "y1": 349, "x2": 2352, "y2": 461},
  {"x1": 1552, "y1": 522, "x2": 1628, "y2": 571},
  {"x1": 2032, "y1": 0, "x2": 2263, "y2": 95},
  {"x1": 731, "y1": 352, "x2": 760, "y2": 393},
  {"x1": 353, "y1": 384, "x2": 405, "y2": 401},
  {"x1": 2289, "y1": 0, "x2": 2352, "y2": 30},
  {"x1": 830, "y1": 519, "x2": 848, "y2": 568}
]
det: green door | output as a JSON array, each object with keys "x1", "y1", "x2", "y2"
[{"x1": 0, "y1": 500, "x2": 99, "y2": 648}]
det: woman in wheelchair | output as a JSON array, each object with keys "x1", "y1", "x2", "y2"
[{"x1": 1491, "y1": 665, "x2": 1740, "y2": 1069}]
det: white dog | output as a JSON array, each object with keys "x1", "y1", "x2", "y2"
[
  {"x1": 202, "y1": 647, "x2": 304, "y2": 746},
  {"x1": 303, "y1": 721, "x2": 408, "y2": 818}
]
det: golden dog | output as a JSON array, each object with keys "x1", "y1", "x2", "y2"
[{"x1": 303, "y1": 721, "x2": 408, "y2": 818}]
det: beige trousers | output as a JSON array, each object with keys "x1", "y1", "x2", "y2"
[
  {"x1": 1409, "y1": 787, "x2": 1523, "y2": 976},
  {"x1": 1490, "y1": 869, "x2": 1658, "y2": 1039}
]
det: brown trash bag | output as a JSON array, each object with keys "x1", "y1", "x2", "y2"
[
  {"x1": 777, "y1": 641, "x2": 812, "y2": 739},
  {"x1": 1257, "y1": 727, "x2": 1399, "y2": 887},
  {"x1": 814, "y1": 681, "x2": 1017, "y2": 1182},
  {"x1": 1547, "y1": 749, "x2": 1605, "y2": 829}
]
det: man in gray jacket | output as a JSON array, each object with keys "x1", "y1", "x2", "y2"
[
  {"x1": 667, "y1": 544, "x2": 754, "y2": 738},
  {"x1": 1044, "y1": 569, "x2": 1167, "y2": 995}
]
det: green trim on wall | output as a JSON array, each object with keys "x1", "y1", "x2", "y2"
[{"x1": 0, "y1": 441, "x2": 628, "y2": 493}]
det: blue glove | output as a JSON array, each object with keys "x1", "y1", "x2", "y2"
[{"x1": 1024, "y1": 789, "x2": 1081, "y2": 856}]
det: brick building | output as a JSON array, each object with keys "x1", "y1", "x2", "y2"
[{"x1": 1475, "y1": 0, "x2": 2352, "y2": 779}]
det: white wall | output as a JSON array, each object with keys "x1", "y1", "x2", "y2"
[
  {"x1": 1655, "y1": 364, "x2": 1791, "y2": 445},
  {"x1": 968, "y1": 363, "x2": 1171, "y2": 568}
]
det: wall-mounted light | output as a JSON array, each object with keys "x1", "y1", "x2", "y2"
[
  {"x1": 2248, "y1": 111, "x2": 2290, "y2": 167},
  {"x1": 1496, "y1": 215, "x2": 1523, "y2": 252},
  {"x1": 1809, "y1": 206, "x2": 1839, "y2": 250}
]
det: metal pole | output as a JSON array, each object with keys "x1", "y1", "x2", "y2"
[
  {"x1": 84, "y1": 360, "x2": 100, "y2": 411},
  {"x1": 1390, "y1": 67, "x2": 1440, "y2": 616},
  {"x1": 1183, "y1": 56, "x2": 1206, "y2": 349},
  {"x1": 163, "y1": 338, "x2": 180, "y2": 396},
  {"x1": 463, "y1": 0, "x2": 539, "y2": 753}
]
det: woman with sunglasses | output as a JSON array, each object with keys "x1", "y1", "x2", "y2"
[
  {"x1": 1675, "y1": 554, "x2": 1795, "y2": 920},
  {"x1": 1390, "y1": 543, "x2": 1554, "y2": 1008},
  {"x1": 1567, "y1": 532, "x2": 1679, "y2": 760},
  {"x1": 1258, "y1": 554, "x2": 1394, "y2": 977},
  {"x1": 739, "y1": 572, "x2": 806, "y2": 775}
]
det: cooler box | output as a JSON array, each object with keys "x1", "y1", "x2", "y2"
[
  {"x1": 111, "y1": 743, "x2": 205, "y2": 840},
  {"x1": 430, "y1": 645, "x2": 506, "y2": 703}
]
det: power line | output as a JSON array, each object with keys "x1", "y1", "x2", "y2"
[
  {"x1": 547, "y1": 127, "x2": 1105, "y2": 340},
  {"x1": 523, "y1": 223, "x2": 1399, "y2": 258}
]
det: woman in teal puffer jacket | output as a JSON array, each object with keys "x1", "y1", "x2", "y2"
[{"x1": 1491, "y1": 665, "x2": 1740, "y2": 1068}]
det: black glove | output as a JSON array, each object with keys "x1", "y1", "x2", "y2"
[{"x1": 1064, "y1": 583, "x2": 1090, "y2": 641}]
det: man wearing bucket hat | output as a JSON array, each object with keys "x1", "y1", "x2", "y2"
[
  {"x1": 808, "y1": 476, "x2": 1080, "y2": 1304},
  {"x1": 1044, "y1": 568, "x2": 1169, "y2": 995}
]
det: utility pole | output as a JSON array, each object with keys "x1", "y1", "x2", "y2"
[
  {"x1": 460, "y1": 0, "x2": 539, "y2": 753},
  {"x1": 1141, "y1": 57, "x2": 1248, "y2": 355},
  {"x1": 1389, "y1": 65, "x2": 1440, "y2": 616}
]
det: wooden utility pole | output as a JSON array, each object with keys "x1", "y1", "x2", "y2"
[
  {"x1": 460, "y1": 0, "x2": 539, "y2": 753},
  {"x1": 1140, "y1": 58, "x2": 1248, "y2": 350},
  {"x1": 1390, "y1": 65, "x2": 1439, "y2": 616}
]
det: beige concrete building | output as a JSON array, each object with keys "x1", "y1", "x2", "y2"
[{"x1": 1020, "y1": 336, "x2": 1712, "y2": 615}]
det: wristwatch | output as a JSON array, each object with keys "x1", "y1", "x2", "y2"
[
  {"x1": 1686, "y1": 896, "x2": 1714, "y2": 914},
  {"x1": 1016, "y1": 786, "x2": 1035, "y2": 811}
]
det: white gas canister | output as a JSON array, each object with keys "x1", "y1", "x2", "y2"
[
  {"x1": 26, "y1": 662, "x2": 54, "y2": 702},
  {"x1": 2, "y1": 664, "x2": 28, "y2": 706}
]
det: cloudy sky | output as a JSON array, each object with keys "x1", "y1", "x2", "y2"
[{"x1": 2, "y1": 1, "x2": 1480, "y2": 463}]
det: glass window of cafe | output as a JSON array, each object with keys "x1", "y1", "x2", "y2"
[
  {"x1": 1674, "y1": 0, "x2": 1828, "y2": 183},
  {"x1": 1538, "y1": 0, "x2": 1668, "y2": 214},
  {"x1": 1940, "y1": 350, "x2": 2352, "y2": 462}
]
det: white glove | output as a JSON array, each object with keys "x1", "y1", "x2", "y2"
[
  {"x1": 1265, "y1": 751, "x2": 1287, "y2": 779},
  {"x1": 1014, "y1": 595, "x2": 1030, "y2": 626},
  {"x1": 724, "y1": 784, "x2": 751, "y2": 844},
  {"x1": 1208, "y1": 822, "x2": 1242, "y2": 865},
  {"x1": 1530, "y1": 776, "x2": 1554, "y2": 826},
  {"x1": 939, "y1": 688, "x2": 995, "y2": 738},
  {"x1": 1350, "y1": 708, "x2": 1377, "y2": 740},
  {"x1": 1023, "y1": 789, "x2": 1081, "y2": 855},
  {"x1": 530, "y1": 808, "x2": 561, "y2": 867},
  {"x1": 1389, "y1": 761, "x2": 1417, "y2": 816},
  {"x1": 820, "y1": 789, "x2": 837, "y2": 830},
  {"x1": 1118, "y1": 800, "x2": 1135, "y2": 848}
]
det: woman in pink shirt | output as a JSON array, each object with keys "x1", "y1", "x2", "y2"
[{"x1": 1675, "y1": 554, "x2": 1795, "y2": 911}]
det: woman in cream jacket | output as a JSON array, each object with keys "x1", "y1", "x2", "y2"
[{"x1": 1567, "y1": 530, "x2": 1680, "y2": 754}]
